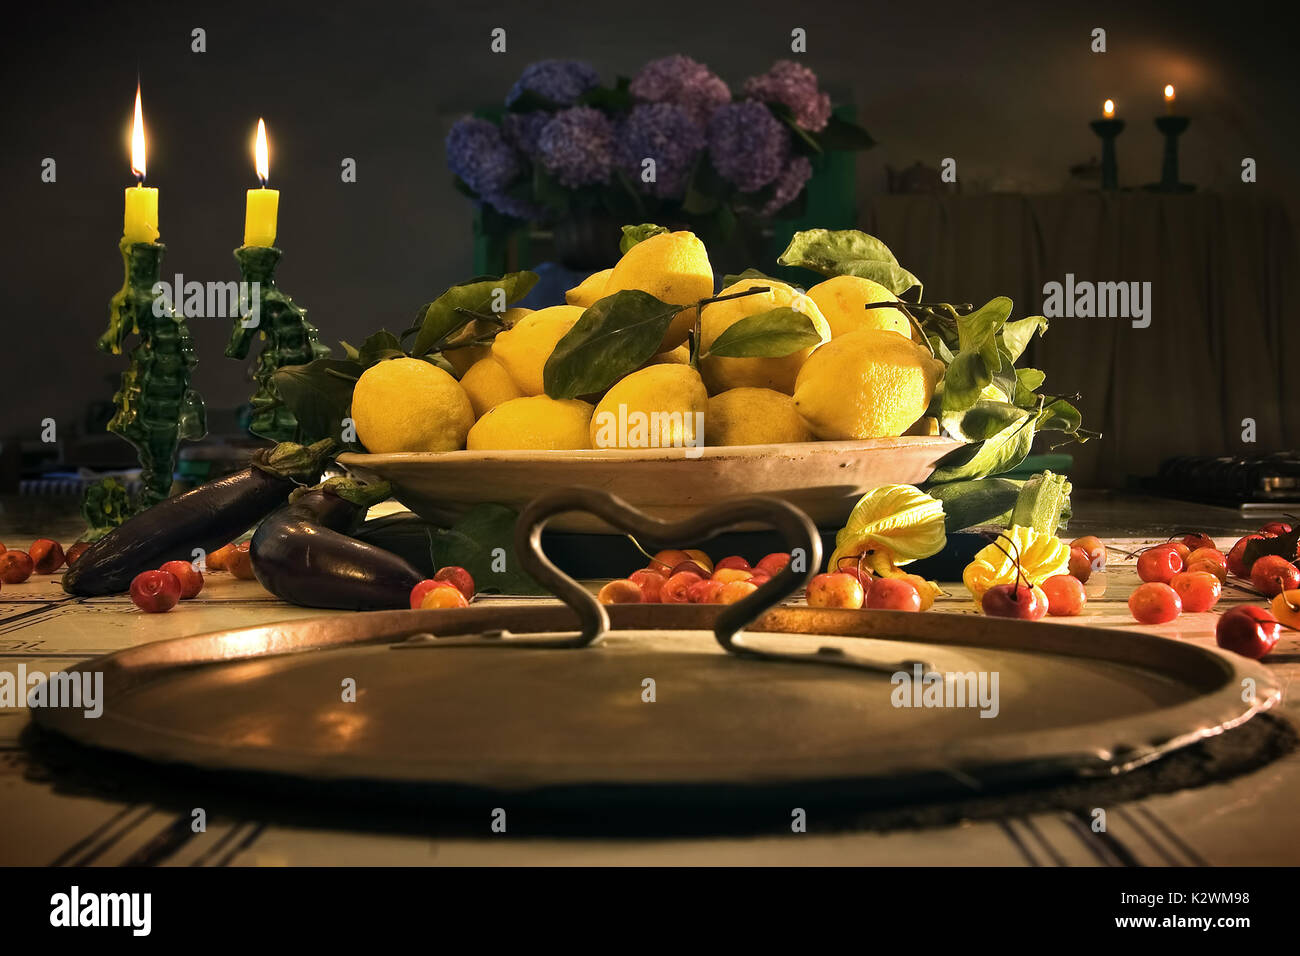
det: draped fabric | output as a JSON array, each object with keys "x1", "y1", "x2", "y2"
[{"x1": 864, "y1": 193, "x2": 1299, "y2": 488}]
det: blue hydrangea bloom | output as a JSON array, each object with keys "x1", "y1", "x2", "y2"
[
  {"x1": 445, "y1": 117, "x2": 521, "y2": 196},
  {"x1": 707, "y1": 101, "x2": 790, "y2": 192},
  {"x1": 761, "y1": 156, "x2": 813, "y2": 216},
  {"x1": 538, "y1": 107, "x2": 615, "y2": 187},
  {"x1": 507, "y1": 60, "x2": 600, "y2": 107},
  {"x1": 615, "y1": 103, "x2": 705, "y2": 199},
  {"x1": 501, "y1": 111, "x2": 551, "y2": 155}
]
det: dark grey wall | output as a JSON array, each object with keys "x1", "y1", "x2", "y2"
[{"x1": 2, "y1": 0, "x2": 1293, "y2": 450}]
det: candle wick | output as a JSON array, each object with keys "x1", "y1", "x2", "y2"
[{"x1": 259, "y1": 177, "x2": 267, "y2": 189}]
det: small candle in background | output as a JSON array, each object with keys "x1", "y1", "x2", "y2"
[
  {"x1": 1103, "y1": 99, "x2": 1115, "y2": 119},
  {"x1": 244, "y1": 118, "x2": 280, "y2": 248},
  {"x1": 123, "y1": 85, "x2": 159, "y2": 244},
  {"x1": 1164, "y1": 84, "x2": 1176, "y2": 115}
]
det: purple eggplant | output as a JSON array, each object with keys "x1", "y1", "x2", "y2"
[
  {"x1": 250, "y1": 477, "x2": 424, "y2": 610},
  {"x1": 64, "y1": 440, "x2": 336, "y2": 596}
]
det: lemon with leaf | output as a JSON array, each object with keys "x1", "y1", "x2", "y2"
[
  {"x1": 699, "y1": 278, "x2": 831, "y2": 395},
  {"x1": 491, "y1": 305, "x2": 583, "y2": 396},
  {"x1": 807, "y1": 275, "x2": 910, "y2": 340},
  {"x1": 603, "y1": 231, "x2": 714, "y2": 351},
  {"x1": 352, "y1": 357, "x2": 474, "y2": 453}
]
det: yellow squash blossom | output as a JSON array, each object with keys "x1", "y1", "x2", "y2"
[
  {"x1": 963, "y1": 525, "x2": 1070, "y2": 603},
  {"x1": 828, "y1": 484, "x2": 947, "y2": 576}
]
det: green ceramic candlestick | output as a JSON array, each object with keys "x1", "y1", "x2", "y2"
[
  {"x1": 98, "y1": 238, "x2": 206, "y2": 509},
  {"x1": 226, "y1": 245, "x2": 329, "y2": 442}
]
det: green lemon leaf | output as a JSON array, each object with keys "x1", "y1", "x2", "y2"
[
  {"x1": 1001, "y1": 315, "x2": 1048, "y2": 363},
  {"x1": 619, "y1": 223, "x2": 669, "y2": 254},
  {"x1": 777, "y1": 229, "x2": 921, "y2": 296},
  {"x1": 940, "y1": 400, "x2": 1029, "y2": 443},
  {"x1": 411, "y1": 272, "x2": 538, "y2": 358},
  {"x1": 272, "y1": 358, "x2": 363, "y2": 447},
  {"x1": 940, "y1": 297, "x2": 1014, "y2": 414},
  {"x1": 702, "y1": 308, "x2": 823, "y2": 358},
  {"x1": 931, "y1": 409, "x2": 1036, "y2": 483},
  {"x1": 1037, "y1": 397, "x2": 1084, "y2": 434},
  {"x1": 1013, "y1": 368, "x2": 1046, "y2": 407},
  {"x1": 544, "y1": 290, "x2": 683, "y2": 399},
  {"x1": 722, "y1": 267, "x2": 783, "y2": 288},
  {"x1": 429, "y1": 503, "x2": 546, "y2": 595}
]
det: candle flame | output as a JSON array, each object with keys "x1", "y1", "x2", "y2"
[
  {"x1": 130, "y1": 84, "x2": 146, "y2": 181},
  {"x1": 1103, "y1": 99, "x2": 1115, "y2": 119},
  {"x1": 1164, "y1": 84, "x2": 1176, "y2": 102},
  {"x1": 255, "y1": 118, "x2": 270, "y2": 185}
]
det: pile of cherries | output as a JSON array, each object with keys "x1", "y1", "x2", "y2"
[{"x1": 0, "y1": 538, "x2": 77, "y2": 586}]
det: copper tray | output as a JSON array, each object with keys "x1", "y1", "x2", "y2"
[{"x1": 30, "y1": 489, "x2": 1282, "y2": 800}]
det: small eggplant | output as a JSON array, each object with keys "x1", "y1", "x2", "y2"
[
  {"x1": 64, "y1": 440, "x2": 336, "y2": 596},
  {"x1": 250, "y1": 477, "x2": 424, "y2": 610}
]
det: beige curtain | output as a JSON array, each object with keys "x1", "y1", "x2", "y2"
[{"x1": 864, "y1": 193, "x2": 1299, "y2": 487}]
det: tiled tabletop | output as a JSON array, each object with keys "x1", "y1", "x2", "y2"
[{"x1": 1, "y1": 493, "x2": 1297, "y2": 866}]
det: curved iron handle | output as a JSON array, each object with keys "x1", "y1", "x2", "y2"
[{"x1": 515, "y1": 486, "x2": 822, "y2": 652}]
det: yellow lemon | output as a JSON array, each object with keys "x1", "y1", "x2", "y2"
[
  {"x1": 590, "y1": 364, "x2": 707, "y2": 450},
  {"x1": 351, "y1": 357, "x2": 474, "y2": 453},
  {"x1": 807, "y1": 275, "x2": 910, "y2": 339},
  {"x1": 467, "y1": 396, "x2": 593, "y2": 450},
  {"x1": 699, "y1": 278, "x2": 831, "y2": 395},
  {"x1": 645, "y1": 343, "x2": 691, "y2": 367},
  {"x1": 490, "y1": 305, "x2": 583, "y2": 396},
  {"x1": 792, "y1": 329, "x2": 944, "y2": 440},
  {"x1": 706, "y1": 388, "x2": 812, "y2": 446},
  {"x1": 565, "y1": 269, "x2": 613, "y2": 308},
  {"x1": 459, "y1": 356, "x2": 525, "y2": 419},
  {"x1": 443, "y1": 306, "x2": 531, "y2": 376},
  {"x1": 603, "y1": 231, "x2": 714, "y2": 351}
]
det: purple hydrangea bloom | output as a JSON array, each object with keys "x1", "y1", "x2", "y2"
[
  {"x1": 501, "y1": 111, "x2": 551, "y2": 155},
  {"x1": 506, "y1": 59, "x2": 600, "y2": 107},
  {"x1": 445, "y1": 117, "x2": 521, "y2": 196},
  {"x1": 629, "y1": 55, "x2": 731, "y2": 128},
  {"x1": 615, "y1": 103, "x2": 705, "y2": 199},
  {"x1": 707, "y1": 100, "x2": 790, "y2": 192},
  {"x1": 538, "y1": 107, "x2": 615, "y2": 187},
  {"x1": 761, "y1": 156, "x2": 813, "y2": 216},
  {"x1": 482, "y1": 191, "x2": 543, "y2": 221},
  {"x1": 743, "y1": 60, "x2": 832, "y2": 132}
]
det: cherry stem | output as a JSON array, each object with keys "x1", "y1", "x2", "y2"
[{"x1": 983, "y1": 532, "x2": 1030, "y2": 597}]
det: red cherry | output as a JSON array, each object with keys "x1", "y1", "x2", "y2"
[
  {"x1": 1250, "y1": 555, "x2": 1300, "y2": 597},
  {"x1": 1227, "y1": 533, "x2": 1272, "y2": 578},
  {"x1": 685, "y1": 578, "x2": 724, "y2": 604},
  {"x1": 597, "y1": 579, "x2": 643, "y2": 605},
  {"x1": 159, "y1": 560, "x2": 203, "y2": 599},
  {"x1": 130, "y1": 569, "x2": 182, "y2": 613},
  {"x1": 805, "y1": 572, "x2": 865, "y2": 609},
  {"x1": 1067, "y1": 547, "x2": 1092, "y2": 583},
  {"x1": 0, "y1": 551, "x2": 34, "y2": 584},
  {"x1": 668, "y1": 560, "x2": 710, "y2": 579},
  {"x1": 1169, "y1": 571, "x2": 1221, "y2": 612},
  {"x1": 1215, "y1": 606, "x2": 1280, "y2": 660},
  {"x1": 662, "y1": 571, "x2": 703, "y2": 604},
  {"x1": 714, "y1": 555, "x2": 752, "y2": 572},
  {"x1": 628, "y1": 569, "x2": 666, "y2": 602},
  {"x1": 1180, "y1": 532, "x2": 1217, "y2": 552},
  {"x1": 409, "y1": 579, "x2": 443, "y2": 609},
  {"x1": 433, "y1": 565, "x2": 475, "y2": 602},
  {"x1": 1128, "y1": 582, "x2": 1181, "y2": 624},
  {"x1": 981, "y1": 583, "x2": 1048, "y2": 620},
  {"x1": 755, "y1": 552, "x2": 791, "y2": 576},
  {"x1": 1259, "y1": 521, "x2": 1292, "y2": 536},
  {"x1": 29, "y1": 539, "x2": 65, "y2": 574},
  {"x1": 1070, "y1": 535, "x2": 1106, "y2": 569},
  {"x1": 1041, "y1": 574, "x2": 1086, "y2": 616},
  {"x1": 747, "y1": 571, "x2": 772, "y2": 587},
  {"x1": 1137, "y1": 545, "x2": 1184, "y2": 584},
  {"x1": 867, "y1": 577, "x2": 922, "y2": 612}
]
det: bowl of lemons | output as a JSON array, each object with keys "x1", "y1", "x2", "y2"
[{"x1": 325, "y1": 227, "x2": 1077, "y2": 533}]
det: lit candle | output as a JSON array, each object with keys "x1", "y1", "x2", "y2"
[
  {"x1": 243, "y1": 118, "x2": 280, "y2": 247},
  {"x1": 1103, "y1": 99, "x2": 1115, "y2": 119},
  {"x1": 123, "y1": 85, "x2": 159, "y2": 244},
  {"x1": 1164, "y1": 84, "x2": 1176, "y2": 115}
]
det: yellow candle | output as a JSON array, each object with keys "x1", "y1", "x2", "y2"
[
  {"x1": 244, "y1": 118, "x2": 279, "y2": 247},
  {"x1": 123, "y1": 85, "x2": 159, "y2": 244},
  {"x1": 1164, "y1": 84, "x2": 1176, "y2": 114}
]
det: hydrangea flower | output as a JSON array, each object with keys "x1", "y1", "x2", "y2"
[
  {"x1": 615, "y1": 103, "x2": 705, "y2": 199},
  {"x1": 506, "y1": 59, "x2": 600, "y2": 107},
  {"x1": 743, "y1": 59, "x2": 832, "y2": 132},
  {"x1": 482, "y1": 191, "x2": 543, "y2": 222},
  {"x1": 501, "y1": 111, "x2": 551, "y2": 155},
  {"x1": 761, "y1": 156, "x2": 813, "y2": 216},
  {"x1": 707, "y1": 100, "x2": 790, "y2": 192},
  {"x1": 629, "y1": 55, "x2": 731, "y2": 128},
  {"x1": 538, "y1": 107, "x2": 615, "y2": 187},
  {"x1": 445, "y1": 117, "x2": 521, "y2": 196}
]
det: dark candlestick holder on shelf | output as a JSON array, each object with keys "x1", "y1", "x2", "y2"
[
  {"x1": 1088, "y1": 118, "x2": 1125, "y2": 190},
  {"x1": 1150, "y1": 115, "x2": 1194, "y2": 192}
]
